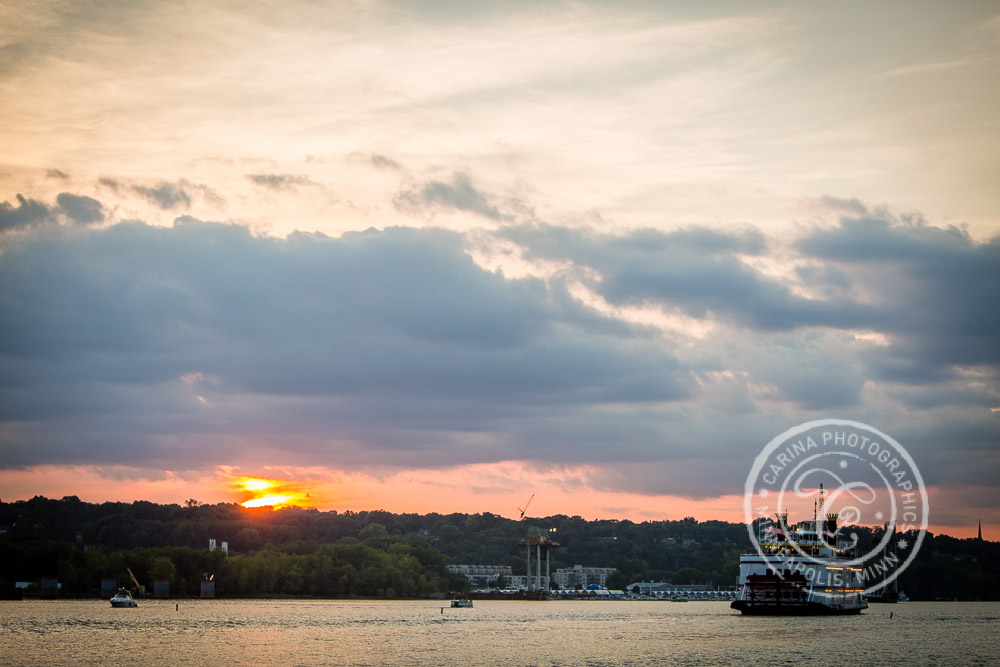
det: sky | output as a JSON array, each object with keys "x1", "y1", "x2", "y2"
[{"x1": 1, "y1": 0, "x2": 998, "y2": 537}]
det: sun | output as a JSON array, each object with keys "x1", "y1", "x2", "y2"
[
  {"x1": 242, "y1": 493, "x2": 295, "y2": 508},
  {"x1": 241, "y1": 478, "x2": 273, "y2": 492},
  {"x1": 236, "y1": 477, "x2": 312, "y2": 509}
]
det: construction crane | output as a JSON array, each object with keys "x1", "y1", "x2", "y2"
[
  {"x1": 126, "y1": 567, "x2": 146, "y2": 598},
  {"x1": 518, "y1": 494, "x2": 534, "y2": 520}
]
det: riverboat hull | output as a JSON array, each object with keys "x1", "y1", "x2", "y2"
[{"x1": 731, "y1": 599, "x2": 864, "y2": 615}]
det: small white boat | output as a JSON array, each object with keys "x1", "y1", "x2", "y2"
[
  {"x1": 450, "y1": 598, "x2": 473, "y2": 608},
  {"x1": 110, "y1": 589, "x2": 137, "y2": 608}
]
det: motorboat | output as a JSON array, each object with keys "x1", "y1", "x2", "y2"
[{"x1": 110, "y1": 589, "x2": 137, "y2": 608}]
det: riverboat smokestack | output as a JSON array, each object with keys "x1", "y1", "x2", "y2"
[{"x1": 817, "y1": 484, "x2": 825, "y2": 521}]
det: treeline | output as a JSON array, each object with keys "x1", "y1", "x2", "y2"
[
  {"x1": 0, "y1": 496, "x2": 996, "y2": 599},
  {"x1": 0, "y1": 534, "x2": 466, "y2": 598},
  {"x1": 896, "y1": 532, "x2": 1000, "y2": 601},
  {"x1": 0, "y1": 496, "x2": 750, "y2": 595}
]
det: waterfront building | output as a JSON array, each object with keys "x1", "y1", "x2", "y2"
[
  {"x1": 508, "y1": 574, "x2": 550, "y2": 590},
  {"x1": 552, "y1": 565, "x2": 615, "y2": 589}
]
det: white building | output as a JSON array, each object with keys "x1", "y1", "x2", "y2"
[
  {"x1": 552, "y1": 565, "x2": 616, "y2": 589},
  {"x1": 508, "y1": 574, "x2": 550, "y2": 590}
]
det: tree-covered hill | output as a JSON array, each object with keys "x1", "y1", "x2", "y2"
[{"x1": 0, "y1": 496, "x2": 995, "y2": 600}]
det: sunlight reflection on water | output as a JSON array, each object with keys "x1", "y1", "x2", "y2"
[{"x1": 2, "y1": 599, "x2": 997, "y2": 666}]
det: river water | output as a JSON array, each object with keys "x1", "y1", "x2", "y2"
[{"x1": 2, "y1": 599, "x2": 997, "y2": 666}]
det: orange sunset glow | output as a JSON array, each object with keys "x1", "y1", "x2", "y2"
[
  {"x1": 0, "y1": 463, "x2": 994, "y2": 539},
  {"x1": 237, "y1": 477, "x2": 313, "y2": 509}
]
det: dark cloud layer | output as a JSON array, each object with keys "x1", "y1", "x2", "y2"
[
  {"x1": 501, "y1": 222, "x2": 881, "y2": 331},
  {"x1": 0, "y1": 212, "x2": 687, "y2": 473},
  {"x1": 0, "y1": 195, "x2": 997, "y2": 498},
  {"x1": 798, "y1": 215, "x2": 1000, "y2": 379}
]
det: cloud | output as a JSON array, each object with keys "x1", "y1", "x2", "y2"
[
  {"x1": 868, "y1": 55, "x2": 996, "y2": 81},
  {"x1": 99, "y1": 177, "x2": 222, "y2": 210},
  {"x1": 500, "y1": 222, "x2": 876, "y2": 331},
  {"x1": 797, "y1": 209, "x2": 1000, "y2": 380},
  {"x1": 494, "y1": 214, "x2": 1000, "y2": 442},
  {"x1": 56, "y1": 193, "x2": 105, "y2": 224},
  {"x1": 370, "y1": 154, "x2": 402, "y2": 171},
  {"x1": 499, "y1": 215, "x2": 1000, "y2": 394},
  {"x1": 349, "y1": 152, "x2": 403, "y2": 171},
  {"x1": 246, "y1": 174, "x2": 317, "y2": 191},
  {"x1": 131, "y1": 181, "x2": 191, "y2": 209},
  {"x1": 0, "y1": 217, "x2": 690, "y2": 474},
  {"x1": 0, "y1": 194, "x2": 53, "y2": 231},
  {"x1": 0, "y1": 203, "x2": 996, "y2": 500},
  {"x1": 395, "y1": 173, "x2": 509, "y2": 221},
  {"x1": 1, "y1": 192, "x2": 108, "y2": 231}
]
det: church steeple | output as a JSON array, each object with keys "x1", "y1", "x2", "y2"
[{"x1": 979, "y1": 518, "x2": 983, "y2": 542}]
